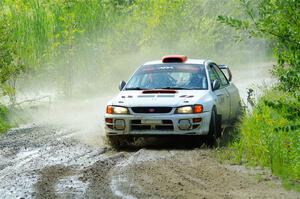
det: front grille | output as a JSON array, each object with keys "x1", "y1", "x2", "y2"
[
  {"x1": 131, "y1": 107, "x2": 172, "y2": 114},
  {"x1": 131, "y1": 125, "x2": 151, "y2": 131},
  {"x1": 130, "y1": 120, "x2": 174, "y2": 131}
]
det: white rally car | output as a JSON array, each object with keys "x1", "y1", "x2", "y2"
[{"x1": 105, "y1": 55, "x2": 242, "y2": 147}]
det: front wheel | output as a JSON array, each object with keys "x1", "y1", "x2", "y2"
[
  {"x1": 107, "y1": 135, "x2": 133, "y2": 149},
  {"x1": 107, "y1": 135, "x2": 121, "y2": 149},
  {"x1": 206, "y1": 109, "x2": 218, "y2": 147}
]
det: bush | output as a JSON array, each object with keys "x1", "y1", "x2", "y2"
[
  {"x1": 0, "y1": 104, "x2": 10, "y2": 133},
  {"x1": 232, "y1": 89, "x2": 300, "y2": 190}
]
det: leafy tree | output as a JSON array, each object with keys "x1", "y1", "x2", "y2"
[
  {"x1": 0, "y1": 13, "x2": 25, "y2": 105},
  {"x1": 218, "y1": 0, "x2": 300, "y2": 93}
]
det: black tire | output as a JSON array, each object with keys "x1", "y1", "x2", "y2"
[
  {"x1": 107, "y1": 135, "x2": 121, "y2": 149},
  {"x1": 107, "y1": 135, "x2": 133, "y2": 149},
  {"x1": 206, "y1": 108, "x2": 218, "y2": 147}
]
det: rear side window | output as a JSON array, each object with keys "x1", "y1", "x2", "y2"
[
  {"x1": 213, "y1": 64, "x2": 229, "y2": 86},
  {"x1": 207, "y1": 66, "x2": 219, "y2": 84}
]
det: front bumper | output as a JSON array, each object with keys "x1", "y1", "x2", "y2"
[{"x1": 104, "y1": 112, "x2": 211, "y2": 136}]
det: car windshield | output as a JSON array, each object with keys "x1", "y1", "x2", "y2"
[{"x1": 125, "y1": 64, "x2": 208, "y2": 90}]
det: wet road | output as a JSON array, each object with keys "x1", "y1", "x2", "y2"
[{"x1": 0, "y1": 125, "x2": 299, "y2": 199}]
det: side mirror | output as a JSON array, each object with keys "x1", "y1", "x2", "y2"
[
  {"x1": 119, "y1": 80, "x2": 126, "y2": 91},
  {"x1": 212, "y1": 80, "x2": 221, "y2": 91},
  {"x1": 219, "y1": 64, "x2": 232, "y2": 82}
]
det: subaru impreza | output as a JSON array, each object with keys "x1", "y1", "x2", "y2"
[{"x1": 105, "y1": 55, "x2": 242, "y2": 148}]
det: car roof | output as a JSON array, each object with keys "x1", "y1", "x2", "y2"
[{"x1": 143, "y1": 59, "x2": 208, "y2": 66}]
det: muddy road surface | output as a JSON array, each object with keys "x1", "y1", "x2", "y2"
[
  {"x1": 0, "y1": 125, "x2": 299, "y2": 199},
  {"x1": 0, "y1": 63, "x2": 299, "y2": 198}
]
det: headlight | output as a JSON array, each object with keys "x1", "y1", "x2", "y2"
[
  {"x1": 106, "y1": 106, "x2": 129, "y2": 114},
  {"x1": 176, "y1": 104, "x2": 203, "y2": 114},
  {"x1": 176, "y1": 106, "x2": 193, "y2": 114}
]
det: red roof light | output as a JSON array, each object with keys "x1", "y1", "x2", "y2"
[{"x1": 162, "y1": 55, "x2": 188, "y2": 63}]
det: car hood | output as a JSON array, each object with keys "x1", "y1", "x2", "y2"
[{"x1": 109, "y1": 90, "x2": 210, "y2": 107}]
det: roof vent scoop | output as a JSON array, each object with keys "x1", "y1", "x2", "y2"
[
  {"x1": 162, "y1": 55, "x2": 188, "y2": 63},
  {"x1": 142, "y1": 89, "x2": 177, "y2": 94}
]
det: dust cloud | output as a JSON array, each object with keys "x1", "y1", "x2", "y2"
[
  {"x1": 231, "y1": 62, "x2": 275, "y2": 102},
  {"x1": 17, "y1": 97, "x2": 111, "y2": 146},
  {"x1": 13, "y1": 45, "x2": 273, "y2": 147},
  {"x1": 15, "y1": 61, "x2": 274, "y2": 147}
]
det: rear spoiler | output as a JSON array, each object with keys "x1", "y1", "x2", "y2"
[{"x1": 218, "y1": 64, "x2": 232, "y2": 82}]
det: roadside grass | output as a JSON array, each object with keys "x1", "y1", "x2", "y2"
[
  {"x1": 0, "y1": 104, "x2": 35, "y2": 135},
  {"x1": 218, "y1": 89, "x2": 300, "y2": 192},
  {"x1": 0, "y1": 105, "x2": 11, "y2": 134}
]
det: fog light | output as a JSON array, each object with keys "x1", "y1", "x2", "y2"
[
  {"x1": 178, "y1": 119, "x2": 191, "y2": 130},
  {"x1": 105, "y1": 118, "x2": 113, "y2": 123},
  {"x1": 193, "y1": 118, "x2": 202, "y2": 123},
  {"x1": 115, "y1": 119, "x2": 125, "y2": 130}
]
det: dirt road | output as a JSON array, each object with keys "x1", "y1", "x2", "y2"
[
  {"x1": 0, "y1": 124, "x2": 299, "y2": 199},
  {"x1": 0, "y1": 63, "x2": 299, "y2": 198}
]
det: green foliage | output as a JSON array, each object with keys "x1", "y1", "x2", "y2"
[
  {"x1": 231, "y1": 89, "x2": 300, "y2": 190},
  {"x1": 218, "y1": 0, "x2": 300, "y2": 92},
  {"x1": 219, "y1": 0, "x2": 300, "y2": 189},
  {"x1": 0, "y1": 104, "x2": 11, "y2": 133},
  {"x1": 0, "y1": 0, "x2": 269, "y2": 99},
  {"x1": 0, "y1": 10, "x2": 25, "y2": 104}
]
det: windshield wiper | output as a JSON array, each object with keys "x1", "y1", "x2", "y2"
[
  {"x1": 125, "y1": 87, "x2": 148, "y2": 90},
  {"x1": 157, "y1": 87, "x2": 192, "y2": 90}
]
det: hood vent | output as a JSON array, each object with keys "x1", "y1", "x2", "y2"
[{"x1": 142, "y1": 90, "x2": 177, "y2": 94}]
